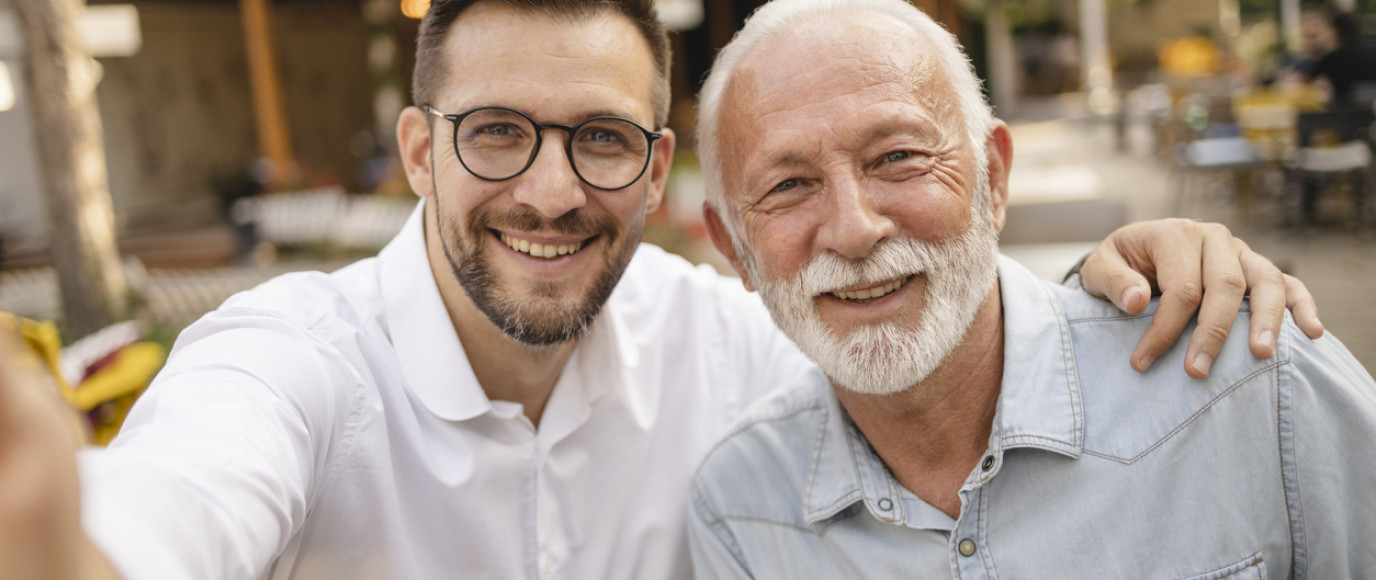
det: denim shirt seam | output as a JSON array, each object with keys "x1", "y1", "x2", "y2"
[
  {"x1": 805, "y1": 398, "x2": 864, "y2": 524},
  {"x1": 1079, "y1": 360, "x2": 1287, "y2": 464},
  {"x1": 1050, "y1": 285, "x2": 1086, "y2": 450},
  {"x1": 1274, "y1": 329, "x2": 1307, "y2": 578}
]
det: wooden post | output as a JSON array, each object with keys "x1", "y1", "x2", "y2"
[
  {"x1": 239, "y1": 0, "x2": 294, "y2": 185},
  {"x1": 12, "y1": 0, "x2": 129, "y2": 337}
]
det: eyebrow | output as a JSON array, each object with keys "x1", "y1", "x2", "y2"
[{"x1": 757, "y1": 119, "x2": 936, "y2": 170}]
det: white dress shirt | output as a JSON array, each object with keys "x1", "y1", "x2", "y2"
[{"x1": 78, "y1": 202, "x2": 814, "y2": 580}]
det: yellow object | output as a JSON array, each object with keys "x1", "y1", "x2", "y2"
[
  {"x1": 74, "y1": 342, "x2": 165, "y2": 445},
  {"x1": 0, "y1": 313, "x2": 165, "y2": 445},
  {"x1": 0, "y1": 313, "x2": 69, "y2": 394},
  {"x1": 1159, "y1": 37, "x2": 1221, "y2": 77}
]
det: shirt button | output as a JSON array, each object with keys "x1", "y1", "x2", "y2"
[
  {"x1": 981, "y1": 455, "x2": 996, "y2": 471},
  {"x1": 540, "y1": 553, "x2": 556, "y2": 575},
  {"x1": 958, "y1": 539, "x2": 977, "y2": 557},
  {"x1": 877, "y1": 498, "x2": 893, "y2": 511}
]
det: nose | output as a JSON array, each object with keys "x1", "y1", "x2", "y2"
[
  {"x1": 815, "y1": 176, "x2": 893, "y2": 260},
  {"x1": 510, "y1": 132, "x2": 587, "y2": 219}
]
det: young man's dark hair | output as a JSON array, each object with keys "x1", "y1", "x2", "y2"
[{"x1": 412, "y1": 0, "x2": 673, "y2": 127}]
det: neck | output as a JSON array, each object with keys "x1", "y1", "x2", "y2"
[
  {"x1": 833, "y1": 282, "x2": 1004, "y2": 519},
  {"x1": 424, "y1": 207, "x2": 575, "y2": 428}
]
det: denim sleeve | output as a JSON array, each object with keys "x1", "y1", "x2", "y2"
[
  {"x1": 1281, "y1": 322, "x2": 1376, "y2": 578},
  {"x1": 687, "y1": 481, "x2": 755, "y2": 580}
]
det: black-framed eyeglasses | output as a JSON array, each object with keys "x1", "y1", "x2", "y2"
[{"x1": 423, "y1": 105, "x2": 663, "y2": 191}]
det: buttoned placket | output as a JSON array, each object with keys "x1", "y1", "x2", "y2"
[{"x1": 949, "y1": 449, "x2": 1002, "y2": 580}]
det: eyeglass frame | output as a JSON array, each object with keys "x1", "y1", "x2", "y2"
[{"x1": 422, "y1": 105, "x2": 664, "y2": 191}]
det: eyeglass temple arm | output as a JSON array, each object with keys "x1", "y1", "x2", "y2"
[{"x1": 421, "y1": 105, "x2": 447, "y2": 120}]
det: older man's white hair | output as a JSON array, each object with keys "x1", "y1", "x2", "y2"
[{"x1": 697, "y1": 0, "x2": 995, "y2": 237}]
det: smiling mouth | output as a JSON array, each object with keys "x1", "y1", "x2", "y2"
[
  {"x1": 825, "y1": 275, "x2": 912, "y2": 303},
  {"x1": 498, "y1": 231, "x2": 591, "y2": 260}
]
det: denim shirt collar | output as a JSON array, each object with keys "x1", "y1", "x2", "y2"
[{"x1": 803, "y1": 255, "x2": 1084, "y2": 526}]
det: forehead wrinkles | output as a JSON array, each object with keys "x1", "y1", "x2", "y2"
[{"x1": 723, "y1": 48, "x2": 960, "y2": 166}]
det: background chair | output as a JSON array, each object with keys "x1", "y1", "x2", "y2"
[
  {"x1": 1288, "y1": 108, "x2": 1375, "y2": 228},
  {"x1": 1172, "y1": 132, "x2": 1266, "y2": 217}
]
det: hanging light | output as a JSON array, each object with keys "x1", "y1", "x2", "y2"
[
  {"x1": 401, "y1": 0, "x2": 429, "y2": 20},
  {"x1": 0, "y1": 61, "x2": 15, "y2": 113}
]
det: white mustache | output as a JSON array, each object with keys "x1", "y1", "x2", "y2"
[{"x1": 796, "y1": 238, "x2": 939, "y2": 297}]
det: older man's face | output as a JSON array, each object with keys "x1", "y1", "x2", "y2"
[{"x1": 710, "y1": 12, "x2": 1005, "y2": 394}]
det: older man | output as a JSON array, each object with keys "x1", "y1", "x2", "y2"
[
  {"x1": 0, "y1": 1, "x2": 1332, "y2": 579},
  {"x1": 688, "y1": 0, "x2": 1376, "y2": 578}
]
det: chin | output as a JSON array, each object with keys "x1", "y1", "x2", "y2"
[{"x1": 755, "y1": 221, "x2": 999, "y2": 396}]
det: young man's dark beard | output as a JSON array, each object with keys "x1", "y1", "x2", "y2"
[{"x1": 433, "y1": 195, "x2": 640, "y2": 346}]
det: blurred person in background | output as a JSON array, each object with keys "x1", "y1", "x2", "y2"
[
  {"x1": 0, "y1": 0, "x2": 1328, "y2": 578},
  {"x1": 1297, "y1": 7, "x2": 1376, "y2": 108}
]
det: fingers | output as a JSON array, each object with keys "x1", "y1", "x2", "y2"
[
  {"x1": 1284, "y1": 274, "x2": 1325, "y2": 339},
  {"x1": 1078, "y1": 244, "x2": 1152, "y2": 314},
  {"x1": 1237, "y1": 248, "x2": 1288, "y2": 360},
  {"x1": 1177, "y1": 233, "x2": 1250, "y2": 378},
  {"x1": 1125, "y1": 222, "x2": 1207, "y2": 374}
]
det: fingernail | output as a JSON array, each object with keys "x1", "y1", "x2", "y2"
[
  {"x1": 1260, "y1": 329, "x2": 1275, "y2": 350},
  {"x1": 1193, "y1": 352, "x2": 1214, "y2": 376},
  {"x1": 1137, "y1": 354, "x2": 1156, "y2": 371},
  {"x1": 1121, "y1": 287, "x2": 1143, "y2": 307}
]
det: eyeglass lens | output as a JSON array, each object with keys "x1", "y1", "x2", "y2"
[{"x1": 454, "y1": 108, "x2": 652, "y2": 190}]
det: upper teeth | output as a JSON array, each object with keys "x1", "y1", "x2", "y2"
[
  {"x1": 830, "y1": 277, "x2": 907, "y2": 301},
  {"x1": 500, "y1": 233, "x2": 586, "y2": 259}
]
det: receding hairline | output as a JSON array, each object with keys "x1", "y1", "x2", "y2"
[{"x1": 715, "y1": 14, "x2": 963, "y2": 172}]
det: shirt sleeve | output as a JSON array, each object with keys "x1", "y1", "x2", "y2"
[
  {"x1": 1281, "y1": 321, "x2": 1376, "y2": 577},
  {"x1": 687, "y1": 480, "x2": 756, "y2": 580},
  {"x1": 77, "y1": 309, "x2": 360, "y2": 580}
]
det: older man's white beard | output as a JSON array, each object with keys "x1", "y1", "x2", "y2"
[{"x1": 751, "y1": 213, "x2": 1000, "y2": 396}]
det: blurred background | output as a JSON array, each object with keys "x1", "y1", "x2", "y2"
[{"x1": 1, "y1": 0, "x2": 1373, "y2": 374}]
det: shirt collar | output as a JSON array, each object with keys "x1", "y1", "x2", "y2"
[
  {"x1": 988, "y1": 254, "x2": 1083, "y2": 459},
  {"x1": 802, "y1": 255, "x2": 1083, "y2": 525},
  {"x1": 377, "y1": 200, "x2": 639, "y2": 424},
  {"x1": 379, "y1": 201, "x2": 493, "y2": 421}
]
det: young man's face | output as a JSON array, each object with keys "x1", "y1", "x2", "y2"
[{"x1": 410, "y1": 4, "x2": 674, "y2": 345}]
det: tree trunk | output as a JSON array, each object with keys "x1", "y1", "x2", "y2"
[{"x1": 13, "y1": 0, "x2": 128, "y2": 337}]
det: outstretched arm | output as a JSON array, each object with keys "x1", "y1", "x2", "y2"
[
  {"x1": 1074, "y1": 219, "x2": 1324, "y2": 379},
  {"x1": 0, "y1": 330, "x2": 121, "y2": 580}
]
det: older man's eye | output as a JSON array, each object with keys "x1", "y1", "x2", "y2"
[
  {"x1": 884, "y1": 150, "x2": 912, "y2": 163},
  {"x1": 773, "y1": 178, "x2": 799, "y2": 192}
]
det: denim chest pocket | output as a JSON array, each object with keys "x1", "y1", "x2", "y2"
[
  {"x1": 1070, "y1": 319, "x2": 1277, "y2": 463},
  {"x1": 1176, "y1": 553, "x2": 1266, "y2": 580}
]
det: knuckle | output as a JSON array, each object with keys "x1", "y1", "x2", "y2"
[
  {"x1": 1205, "y1": 222, "x2": 1232, "y2": 237},
  {"x1": 1197, "y1": 323, "x2": 1233, "y2": 345},
  {"x1": 1215, "y1": 272, "x2": 1248, "y2": 295},
  {"x1": 1169, "y1": 282, "x2": 1205, "y2": 307}
]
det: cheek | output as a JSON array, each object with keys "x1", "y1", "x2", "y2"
[
  {"x1": 875, "y1": 178, "x2": 974, "y2": 241},
  {"x1": 743, "y1": 209, "x2": 825, "y2": 280}
]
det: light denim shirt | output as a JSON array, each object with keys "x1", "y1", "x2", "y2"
[{"x1": 688, "y1": 255, "x2": 1376, "y2": 579}]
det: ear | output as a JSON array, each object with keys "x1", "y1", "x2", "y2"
[
  {"x1": 983, "y1": 120, "x2": 1014, "y2": 232},
  {"x1": 644, "y1": 128, "x2": 676, "y2": 213},
  {"x1": 397, "y1": 106, "x2": 437, "y2": 199},
  {"x1": 703, "y1": 203, "x2": 755, "y2": 291}
]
